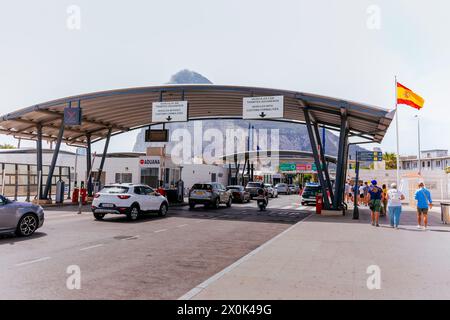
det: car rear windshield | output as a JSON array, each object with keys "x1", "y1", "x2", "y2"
[
  {"x1": 192, "y1": 184, "x2": 212, "y2": 190},
  {"x1": 303, "y1": 186, "x2": 321, "y2": 194},
  {"x1": 227, "y1": 186, "x2": 241, "y2": 191},
  {"x1": 247, "y1": 182, "x2": 262, "y2": 187},
  {"x1": 101, "y1": 186, "x2": 129, "y2": 194}
]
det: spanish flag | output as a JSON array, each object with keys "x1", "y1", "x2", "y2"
[{"x1": 397, "y1": 82, "x2": 425, "y2": 110}]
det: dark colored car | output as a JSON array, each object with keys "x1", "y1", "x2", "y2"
[
  {"x1": 300, "y1": 183, "x2": 322, "y2": 205},
  {"x1": 226, "y1": 185, "x2": 251, "y2": 203},
  {"x1": 189, "y1": 183, "x2": 232, "y2": 209},
  {"x1": 245, "y1": 182, "x2": 266, "y2": 199}
]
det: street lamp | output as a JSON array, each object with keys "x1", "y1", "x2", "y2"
[{"x1": 414, "y1": 115, "x2": 421, "y2": 175}]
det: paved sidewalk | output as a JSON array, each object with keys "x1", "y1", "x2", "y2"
[{"x1": 182, "y1": 206, "x2": 450, "y2": 299}]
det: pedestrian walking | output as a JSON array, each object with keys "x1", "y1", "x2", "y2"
[
  {"x1": 358, "y1": 182, "x2": 365, "y2": 206},
  {"x1": 387, "y1": 183, "x2": 405, "y2": 229},
  {"x1": 345, "y1": 180, "x2": 351, "y2": 204},
  {"x1": 363, "y1": 181, "x2": 370, "y2": 206},
  {"x1": 381, "y1": 184, "x2": 388, "y2": 216},
  {"x1": 367, "y1": 180, "x2": 383, "y2": 227},
  {"x1": 414, "y1": 182, "x2": 433, "y2": 230}
]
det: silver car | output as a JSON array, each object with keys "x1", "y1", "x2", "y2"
[
  {"x1": 0, "y1": 195, "x2": 45, "y2": 237},
  {"x1": 275, "y1": 183, "x2": 291, "y2": 195}
]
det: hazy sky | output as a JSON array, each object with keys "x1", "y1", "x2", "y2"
[{"x1": 0, "y1": 0, "x2": 449, "y2": 155}]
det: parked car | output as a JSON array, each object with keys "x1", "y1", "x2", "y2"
[
  {"x1": 300, "y1": 183, "x2": 322, "y2": 206},
  {"x1": 264, "y1": 184, "x2": 278, "y2": 198},
  {"x1": 0, "y1": 195, "x2": 45, "y2": 237},
  {"x1": 245, "y1": 182, "x2": 266, "y2": 199},
  {"x1": 189, "y1": 183, "x2": 232, "y2": 209},
  {"x1": 91, "y1": 184, "x2": 169, "y2": 221},
  {"x1": 288, "y1": 184, "x2": 299, "y2": 194},
  {"x1": 275, "y1": 183, "x2": 290, "y2": 195},
  {"x1": 226, "y1": 185, "x2": 250, "y2": 203}
]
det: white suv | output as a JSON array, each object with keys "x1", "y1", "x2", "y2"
[{"x1": 91, "y1": 184, "x2": 169, "y2": 221}]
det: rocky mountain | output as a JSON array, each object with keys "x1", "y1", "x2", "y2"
[{"x1": 133, "y1": 70, "x2": 366, "y2": 159}]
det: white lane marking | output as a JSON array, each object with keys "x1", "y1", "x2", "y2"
[
  {"x1": 176, "y1": 224, "x2": 188, "y2": 228},
  {"x1": 281, "y1": 205, "x2": 294, "y2": 210},
  {"x1": 15, "y1": 256, "x2": 51, "y2": 267},
  {"x1": 121, "y1": 235, "x2": 140, "y2": 240},
  {"x1": 178, "y1": 213, "x2": 314, "y2": 300},
  {"x1": 154, "y1": 229, "x2": 167, "y2": 233},
  {"x1": 79, "y1": 244, "x2": 104, "y2": 251}
]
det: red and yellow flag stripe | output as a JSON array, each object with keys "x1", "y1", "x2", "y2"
[{"x1": 397, "y1": 82, "x2": 424, "y2": 110}]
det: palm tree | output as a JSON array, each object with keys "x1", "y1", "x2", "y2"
[{"x1": 383, "y1": 152, "x2": 397, "y2": 170}]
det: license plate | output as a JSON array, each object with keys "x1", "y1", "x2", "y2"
[
  {"x1": 95, "y1": 209, "x2": 115, "y2": 213},
  {"x1": 102, "y1": 203, "x2": 114, "y2": 208},
  {"x1": 195, "y1": 191, "x2": 205, "y2": 195}
]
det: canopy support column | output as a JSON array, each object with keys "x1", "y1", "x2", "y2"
[
  {"x1": 313, "y1": 122, "x2": 334, "y2": 201},
  {"x1": 43, "y1": 122, "x2": 64, "y2": 200},
  {"x1": 96, "y1": 127, "x2": 112, "y2": 188},
  {"x1": 86, "y1": 134, "x2": 93, "y2": 197},
  {"x1": 304, "y1": 108, "x2": 331, "y2": 209},
  {"x1": 333, "y1": 109, "x2": 349, "y2": 210},
  {"x1": 36, "y1": 123, "x2": 43, "y2": 200}
]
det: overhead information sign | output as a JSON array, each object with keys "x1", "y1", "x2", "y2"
[
  {"x1": 243, "y1": 96, "x2": 284, "y2": 120},
  {"x1": 152, "y1": 101, "x2": 188, "y2": 123},
  {"x1": 358, "y1": 151, "x2": 383, "y2": 162}
]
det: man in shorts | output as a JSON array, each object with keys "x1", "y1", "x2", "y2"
[
  {"x1": 414, "y1": 182, "x2": 433, "y2": 230},
  {"x1": 367, "y1": 180, "x2": 383, "y2": 227}
]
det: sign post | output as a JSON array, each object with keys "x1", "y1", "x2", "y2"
[{"x1": 353, "y1": 151, "x2": 383, "y2": 219}]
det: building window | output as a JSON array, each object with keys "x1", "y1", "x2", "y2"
[
  {"x1": 115, "y1": 173, "x2": 132, "y2": 183},
  {"x1": 437, "y1": 160, "x2": 441, "y2": 167},
  {"x1": 427, "y1": 161, "x2": 431, "y2": 168}
]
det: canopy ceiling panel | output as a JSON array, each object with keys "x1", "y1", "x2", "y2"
[{"x1": 0, "y1": 85, "x2": 394, "y2": 146}]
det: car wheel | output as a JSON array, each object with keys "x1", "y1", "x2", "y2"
[
  {"x1": 127, "y1": 205, "x2": 140, "y2": 221},
  {"x1": 189, "y1": 202, "x2": 196, "y2": 210},
  {"x1": 226, "y1": 197, "x2": 232, "y2": 208},
  {"x1": 158, "y1": 203, "x2": 168, "y2": 217},
  {"x1": 213, "y1": 197, "x2": 220, "y2": 209},
  {"x1": 16, "y1": 213, "x2": 38, "y2": 237},
  {"x1": 93, "y1": 212, "x2": 105, "y2": 220}
]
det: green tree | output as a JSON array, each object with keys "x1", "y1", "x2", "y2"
[
  {"x1": 0, "y1": 143, "x2": 15, "y2": 149},
  {"x1": 383, "y1": 152, "x2": 397, "y2": 170}
]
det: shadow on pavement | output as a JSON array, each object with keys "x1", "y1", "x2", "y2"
[{"x1": 0, "y1": 231, "x2": 47, "y2": 245}]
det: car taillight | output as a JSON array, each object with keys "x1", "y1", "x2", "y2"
[
  {"x1": 117, "y1": 195, "x2": 131, "y2": 199},
  {"x1": 94, "y1": 193, "x2": 100, "y2": 198}
]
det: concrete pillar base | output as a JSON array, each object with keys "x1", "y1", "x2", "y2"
[
  {"x1": 319, "y1": 210, "x2": 343, "y2": 217},
  {"x1": 32, "y1": 199, "x2": 53, "y2": 205}
]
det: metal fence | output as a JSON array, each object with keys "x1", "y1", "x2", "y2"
[{"x1": 0, "y1": 162, "x2": 71, "y2": 201}]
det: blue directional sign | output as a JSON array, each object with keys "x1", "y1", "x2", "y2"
[{"x1": 357, "y1": 151, "x2": 383, "y2": 162}]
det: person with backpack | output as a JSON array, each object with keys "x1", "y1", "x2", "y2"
[
  {"x1": 367, "y1": 180, "x2": 383, "y2": 227},
  {"x1": 414, "y1": 182, "x2": 433, "y2": 230},
  {"x1": 387, "y1": 183, "x2": 405, "y2": 229}
]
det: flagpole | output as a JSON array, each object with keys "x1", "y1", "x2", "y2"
[{"x1": 395, "y1": 76, "x2": 400, "y2": 188}]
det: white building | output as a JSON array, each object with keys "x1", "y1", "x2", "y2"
[
  {"x1": 400, "y1": 149, "x2": 450, "y2": 172},
  {"x1": 0, "y1": 148, "x2": 228, "y2": 200}
]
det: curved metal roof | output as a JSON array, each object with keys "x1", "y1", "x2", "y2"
[
  {"x1": 222, "y1": 150, "x2": 337, "y2": 164},
  {"x1": 0, "y1": 84, "x2": 394, "y2": 146}
]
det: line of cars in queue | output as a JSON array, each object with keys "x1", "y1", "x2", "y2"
[
  {"x1": 187, "y1": 181, "x2": 321, "y2": 209},
  {"x1": 0, "y1": 181, "x2": 324, "y2": 238}
]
